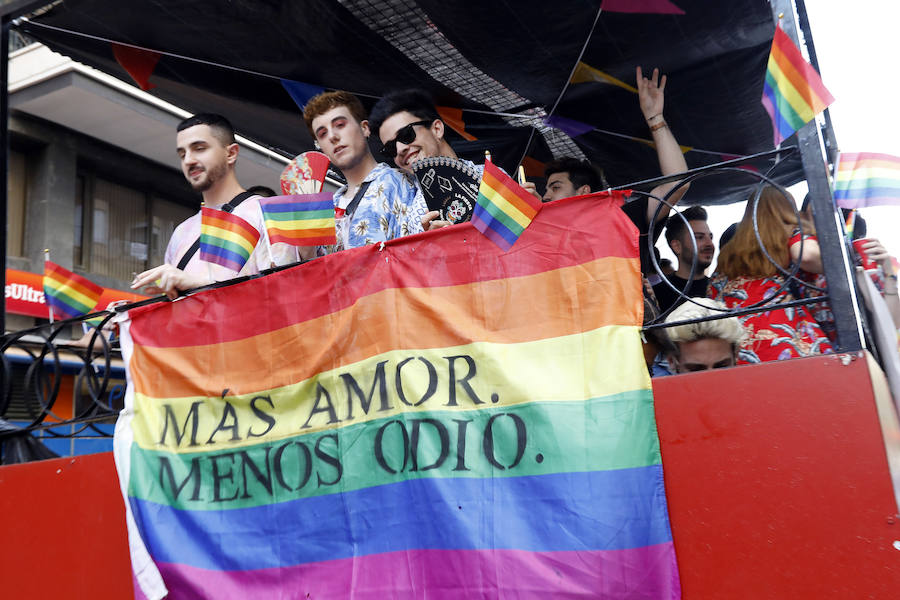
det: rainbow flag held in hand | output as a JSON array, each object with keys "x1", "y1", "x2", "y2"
[
  {"x1": 43, "y1": 261, "x2": 104, "y2": 320},
  {"x1": 762, "y1": 24, "x2": 834, "y2": 145},
  {"x1": 472, "y1": 159, "x2": 542, "y2": 251},
  {"x1": 115, "y1": 195, "x2": 679, "y2": 599},
  {"x1": 259, "y1": 193, "x2": 336, "y2": 246},
  {"x1": 199, "y1": 207, "x2": 261, "y2": 272},
  {"x1": 834, "y1": 152, "x2": 900, "y2": 208}
]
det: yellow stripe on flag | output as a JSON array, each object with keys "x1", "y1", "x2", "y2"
[
  {"x1": 130, "y1": 325, "x2": 648, "y2": 452},
  {"x1": 264, "y1": 217, "x2": 335, "y2": 231},
  {"x1": 767, "y1": 56, "x2": 817, "y2": 123},
  {"x1": 44, "y1": 277, "x2": 100, "y2": 309},
  {"x1": 481, "y1": 183, "x2": 535, "y2": 230},
  {"x1": 201, "y1": 225, "x2": 257, "y2": 255}
]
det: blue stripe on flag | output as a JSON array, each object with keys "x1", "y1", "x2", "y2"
[{"x1": 131, "y1": 466, "x2": 671, "y2": 571}]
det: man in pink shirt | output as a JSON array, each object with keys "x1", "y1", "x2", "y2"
[{"x1": 132, "y1": 114, "x2": 296, "y2": 298}]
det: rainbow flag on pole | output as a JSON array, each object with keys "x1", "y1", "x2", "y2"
[
  {"x1": 199, "y1": 206, "x2": 261, "y2": 272},
  {"x1": 258, "y1": 192, "x2": 336, "y2": 246},
  {"x1": 43, "y1": 261, "x2": 104, "y2": 320},
  {"x1": 115, "y1": 195, "x2": 679, "y2": 599},
  {"x1": 472, "y1": 159, "x2": 542, "y2": 251},
  {"x1": 762, "y1": 24, "x2": 834, "y2": 145},
  {"x1": 834, "y1": 152, "x2": 900, "y2": 208}
]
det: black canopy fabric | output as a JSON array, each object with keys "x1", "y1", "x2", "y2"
[{"x1": 18, "y1": 0, "x2": 807, "y2": 203}]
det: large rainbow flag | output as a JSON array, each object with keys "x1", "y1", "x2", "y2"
[
  {"x1": 258, "y1": 192, "x2": 336, "y2": 246},
  {"x1": 762, "y1": 24, "x2": 834, "y2": 145},
  {"x1": 115, "y1": 195, "x2": 680, "y2": 599},
  {"x1": 43, "y1": 260, "x2": 104, "y2": 320},
  {"x1": 834, "y1": 152, "x2": 900, "y2": 208},
  {"x1": 199, "y1": 206, "x2": 261, "y2": 272}
]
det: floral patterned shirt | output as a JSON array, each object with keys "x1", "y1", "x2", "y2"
[
  {"x1": 708, "y1": 273, "x2": 833, "y2": 364},
  {"x1": 333, "y1": 162, "x2": 422, "y2": 249}
]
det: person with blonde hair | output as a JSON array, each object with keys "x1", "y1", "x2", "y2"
[
  {"x1": 708, "y1": 186, "x2": 833, "y2": 363},
  {"x1": 663, "y1": 298, "x2": 746, "y2": 372}
]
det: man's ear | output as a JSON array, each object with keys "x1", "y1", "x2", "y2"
[
  {"x1": 432, "y1": 119, "x2": 445, "y2": 141},
  {"x1": 576, "y1": 184, "x2": 592, "y2": 196},
  {"x1": 225, "y1": 142, "x2": 239, "y2": 167},
  {"x1": 669, "y1": 239, "x2": 682, "y2": 256},
  {"x1": 360, "y1": 119, "x2": 371, "y2": 139}
]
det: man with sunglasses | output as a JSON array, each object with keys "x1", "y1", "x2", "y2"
[
  {"x1": 303, "y1": 91, "x2": 421, "y2": 249},
  {"x1": 370, "y1": 89, "x2": 504, "y2": 231}
]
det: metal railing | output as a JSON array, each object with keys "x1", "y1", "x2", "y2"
[{"x1": 0, "y1": 148, "x2": 872, "y2": 451}]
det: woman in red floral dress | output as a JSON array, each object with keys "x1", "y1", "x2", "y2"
[{"x1": 708, "y1": 187, "x2": 833, "y2": 364}]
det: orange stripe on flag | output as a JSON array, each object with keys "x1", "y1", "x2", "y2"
[{"x1": 129, "y1": 256, "x2": 641, "y2": 399}]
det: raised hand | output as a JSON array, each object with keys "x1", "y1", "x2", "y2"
[{"x1": 637, "y1": 66, "x2": 667, "y2": 122}]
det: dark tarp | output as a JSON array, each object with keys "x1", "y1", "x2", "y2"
[{"x1": 17, "y1": 0, "x2": 807, "y2": 203}]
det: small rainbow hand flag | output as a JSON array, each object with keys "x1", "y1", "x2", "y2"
[
  {"x1": 199, "y1": 207, "x2": 261, "y2": 272},
  {"x1": 258, "y1": 192, "x2": 336, "y2": 246},
  {"x1": 834, "y1": 152, "x2": 900, "y2": 209},
  {"x1": 43, "y1": 261, "x2": 104, "y2": 320},
  {"x1": 762, "y1": 24, "x2": 834, "y2": 145},
  {"x1": 472, "y1": 160, "x2": 542, "y2": 251}
]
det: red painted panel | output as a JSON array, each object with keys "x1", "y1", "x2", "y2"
[
  {"x1": 654, "y1": 353, "x2": 900, "y2": 598},
  {"x1": 0, "y1": 453, "x2": 133, "y2": 599}
]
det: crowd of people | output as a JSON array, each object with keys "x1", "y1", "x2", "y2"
[{"x1": 128, "y1": 67, "x2": 899, "y2": 377}]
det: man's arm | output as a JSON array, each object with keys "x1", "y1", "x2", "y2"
[{"x1": 637, "y1": 66, "x2": 690, "y2": 225}]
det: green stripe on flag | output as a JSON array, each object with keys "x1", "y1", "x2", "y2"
[
  {"x1": 263, "y1": 209, "x2": 334, "y2": 221},
  {"x1": 128, "y1": 390, "x2": 659, "y2": 510},
  {"x1": 477, "y1": 193, "x2": 526, "y2": 236}
]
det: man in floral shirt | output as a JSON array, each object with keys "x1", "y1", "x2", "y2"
[{"x1": 303, "y1": 91, "x2": 421, "y2": 249}]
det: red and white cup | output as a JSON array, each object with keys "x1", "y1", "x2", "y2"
[
  {"x1": 852, "y1": 238, "x2": 878, "y2": 270},
  {"x1": 853, "y1": 238, "x2": 885, "y2": 291}
]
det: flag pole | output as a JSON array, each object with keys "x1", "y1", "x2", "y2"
[
  {"x1": 43, "y1": 248, "x2": 53, "y2": 324},
  {"x1": 255, "y1": 200, "x2": 276, "y2": 268},
  {"x1": 200, "y1": 201, "x2": 215, "y2": 283},
  {"x1": 517, "y1": 165, "x2": 527, "y2": 186}
]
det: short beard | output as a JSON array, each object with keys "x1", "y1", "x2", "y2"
[{"x1": 189, "y1": 161, "x2": 226, "y2": 192}]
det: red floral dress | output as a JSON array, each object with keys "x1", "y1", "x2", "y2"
[
  {"x1": 708, "y1": 273, "x2": 834, "y2": 364},
  {"x1": 787, "y1": 231, "x2": 836, "y2": 343}
]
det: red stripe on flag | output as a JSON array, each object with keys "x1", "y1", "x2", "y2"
[
  {"x1": 771, "y1": 26, "x2": 833, "y2": 110},
  {"x1": 129, "y1": 194, "x2": 639, "y2": 348}
]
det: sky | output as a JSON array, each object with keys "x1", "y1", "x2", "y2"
[{"x1": 674, "y1": 0, "x2": 900, "y2": 266}]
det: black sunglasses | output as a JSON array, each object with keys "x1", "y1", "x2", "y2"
[{"x1": 379, "y1": 120, "x2": 432, "y2": 159}]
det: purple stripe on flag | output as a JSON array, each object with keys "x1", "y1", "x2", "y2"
[
  {"x1": 156, "y1": 544, "x2": 681, "y2": 599},
  {"x1": 472, "y1": 209, "x2": 516, "y2": 251},
  {"x1": 199, "y1": 247, "x2": 245, "y2": 272},
  {"x1": 835, "y1": 195, "x2": 900, "y2": 209},
  {"x1": 762, "y1": 83, "x2": 794, "y2": 145}
]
